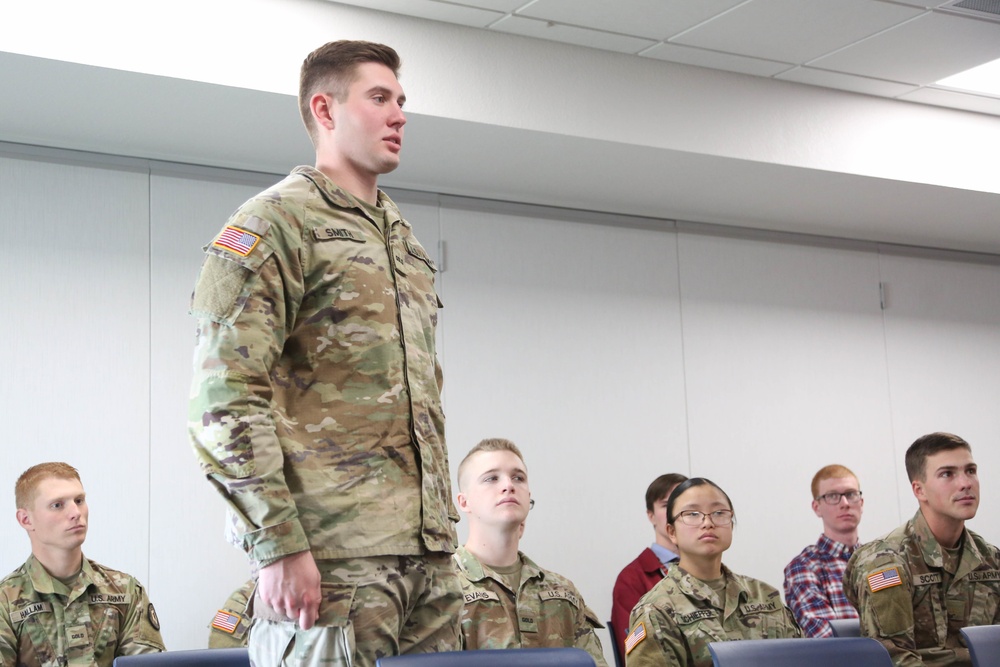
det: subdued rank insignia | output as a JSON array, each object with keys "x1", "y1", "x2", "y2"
[
  {"x1": 868, "y1": 567, "x2": 903, "y2": 592},
  {"x1": 212, "y1": 609, "x2": 240, "y2": 634},
  {"x1": 213, "y1": 226, "x2": 261, "y2": 256},
  {"x1": 625, "y1": 622, "x2": 646, "y2": 655}
]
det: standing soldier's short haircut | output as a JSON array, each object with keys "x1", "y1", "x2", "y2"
[
  {"x1": 810, "y1": 464, "x2": 859, "y2": 499},
  {"x1": 298, "y1": 40, "x2": 402, "y2": 146},
  {"x1": 15, "y1": 462, "x2": 81, "y2": 510},
  {"x1": 457, "y1": 438, "x2": 525, "y2": 491},
  {"x1": 905, "y1": 432, "x2": 971, "y2": 482}
]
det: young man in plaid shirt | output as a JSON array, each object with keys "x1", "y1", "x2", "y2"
[{"x1": 783, "y1": 464, "x2": 864, "y2": 637}]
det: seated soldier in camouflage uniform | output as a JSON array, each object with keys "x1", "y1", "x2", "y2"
[
  {"x1": 207, "y1": 578, "x2": 254, "y2": 649},
  {"x1": 453, "y1": 438, "x2": 607, "y2": 666},
  {"x1": 845, "y1": 432, "x2": 1000, "y2": 667},
  {"x1": 0, "y1": 462, "x2": 165, "y2": 666},
  {"x1": 626, "y1": 477, "x2": 801, "y2": 667}
]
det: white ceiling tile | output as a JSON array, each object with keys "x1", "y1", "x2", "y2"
[
  {"x1": 776, "y1": 66, "x2": 920, "y2": 97},
  {"x1": 516, "y1": 0, "x2": 747, "y2": 41},
  {"x1": 327, "y1": 0, "x2": 503, "y2": 28},
  {"x1": 643, "y1": 43, "x2": 791, "y2": 77},
  {"x1": 491, "y1": 15, "x2": 656, "y2": 54},
  {"x1": 810, "y1": 11, "x2": 1000, "y2": 84},
  {"x1": 671, "y1": 0, "x2": 923, "y2": 64},
  {"x1": 898, "y1": 86, "x2": 1000, "y2": 116}
]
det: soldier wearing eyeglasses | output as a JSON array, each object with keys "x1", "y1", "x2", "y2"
[
  {"x1": 845, "y1": 433, "x2": 1000, "y2": 667},
  {"x1": 782, "y1": 464, "x2": 864, "y2": 637},
  {"x1": 625, "y1": 478, "x2": 800, "y2": 667}
]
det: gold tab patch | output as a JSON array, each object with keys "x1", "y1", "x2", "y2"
[{"x1": 213, "y1": 226, "x2": 261, "y2": 257}]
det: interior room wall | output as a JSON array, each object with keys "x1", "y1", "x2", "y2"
[{"x1": 2, "y1": 145, "x2": 999, "y2": 666}]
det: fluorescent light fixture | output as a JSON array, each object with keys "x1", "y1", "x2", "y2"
[{"x1": 936, "y1": 57, "x2": 1000, "y2": 97}]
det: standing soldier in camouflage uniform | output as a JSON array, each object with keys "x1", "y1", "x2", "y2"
[
  {"x1": 0, "y1": 463, "x2": 165, "y2": 666},
  {"x1": 845, "y1": 432, "x2": 1000, "y2": 667},
  {"x1": 188, "y1": 40, "x2": 461, "y2": 667},
  {"x1": 453, "y1": 439, "x2": 607, "y2": 666},
  {"x1": 626, "y1": 478, "x2": 800, "y2": 667}
]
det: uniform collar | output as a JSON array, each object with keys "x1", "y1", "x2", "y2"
[
  {"x1": 292, "y1": 166, "x2": 403, "y2": 226},
  {"x1": 26, "y1": 553, "x2": 97, "y2": 603},
  {"x1": 456, "y1": 546, "x2": 544, "y2": 588}
]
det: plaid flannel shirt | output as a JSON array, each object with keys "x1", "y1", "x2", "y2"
[{"x1": 783, "y1": 534, "x2": 859, "y2": 637}]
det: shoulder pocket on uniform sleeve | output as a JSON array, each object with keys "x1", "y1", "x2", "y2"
[{"x1": 191, "y1": 242, "x2": 275, "y2": 326}]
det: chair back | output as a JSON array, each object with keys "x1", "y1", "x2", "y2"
[
  {"x1": 828, "y1": 618, "x2": 862, "y2": 638},
  {"x1": 708, "y1": 637, "x2": 891, "y2": 667},
  {"x1": 605, "y1": 619, "x2": 624, "y2": 667},
  {"x1": 113, "y1": 648, "x2": 249, "y2": 666},
  {"x1": 961, "y1": 624, "x2": 1000, "y2": 667},
  {"x1": 376, "y1": 647, "x2": 595, "y2": 667}
]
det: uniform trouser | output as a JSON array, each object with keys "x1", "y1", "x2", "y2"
[{"x1": 249, "y1": 553, "x2": 462, "y2": 667}]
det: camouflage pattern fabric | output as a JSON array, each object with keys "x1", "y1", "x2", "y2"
[
  {"x1": 249, "y1": 554, "x2": 461, "y2": 667},
  {"x1": 453, "y1": 547, "x2": 607, "y2": 667},
  {"x1": 626, "y1": 563, "x2": 801, "y2": 667},
  {"x1": 0, "y1": 555, "x2": 164, "y2": 666},
  {"x1": 844, "y1": 510, "x2": 1000, "y2": 667},
  {"x1": 188, "y1": 165, "x2": 457, "y2": 567},
  {"x1": 208, "y1": 579, "x2": 255, "y2": 649}
]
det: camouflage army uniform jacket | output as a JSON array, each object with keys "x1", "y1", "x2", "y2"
[
  {"x1": 453, "y1": 547, "x2": 607, "y2": 667},
  {"x1": 626, "y1": 564, "x2": 801, "y2": 667},
  {"x1": 207, "y1": 579, "x2": 254, "y2": 648},
  {"x1": 189, "y1": 166, "x2": 456, "y2": 566},
  {"x1": 0, "y1": 555, "x2": 164, "y2": 666},
  {"x1": 844, "y1": 510, "x2": 1000, "y2": 667}
]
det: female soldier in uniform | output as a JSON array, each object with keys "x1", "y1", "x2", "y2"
[{"x1": 624, "y1": 478, "x2": 800, "y2": 667}]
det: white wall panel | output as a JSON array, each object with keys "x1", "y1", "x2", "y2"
[
  {"x1": 880, "y1": 253, "x2": 1000, "y2": 542},
  {"x1": 0, "y1": 153, "x2": 152, "y2": 587},
  {"x1": 438, "y1": 202, "x2": 687, "y2": 662},
  {"x1": 677, "y1": 233, "x2": 898, "y2": 595}
]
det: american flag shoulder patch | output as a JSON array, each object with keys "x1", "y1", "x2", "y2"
[
  {"x1": 868, "y1": 567, "x2": 903, "y2": 593},
  {"x1": 624, "y1": 622, "x2": 647, "y2": 655},
  {"x1": 211, "y1": 609, "x2": 240, "y2": 634},
  {"x1": 213, "y1": 225, "x2": 261, "y2": 257}
]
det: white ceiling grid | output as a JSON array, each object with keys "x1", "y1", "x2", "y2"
[{"x1": 327, "y1": 0, "x2": 1000, "y2": 116}]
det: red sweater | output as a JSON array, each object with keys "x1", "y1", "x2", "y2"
[{"x1": 611, "y1": 548, "x2": 667, "y2": 653}]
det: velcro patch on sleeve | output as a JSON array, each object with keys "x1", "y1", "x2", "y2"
[
  {"x1": 868, "y1": 567, "x2": 903, "y2": 592},
  {"x1": 213, "y1": 226, "x2": 261, "y2": 257},
  {"x1": 625, "y1": 622, "x2": 647, "y2": 655}
]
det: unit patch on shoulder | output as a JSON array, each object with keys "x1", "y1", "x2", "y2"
[
  {"x1": 624, "y1": 622, "x2": 647, "y2": 655},
  {"x1": 868, "y1": 567, "x2": 903, "y2": 592},
  {"x1": 212, "y1": 609, "x2": 240, "y2": 634},
  {"x1": 213, "y1": 226, "x2": 261, "y2": 256}
]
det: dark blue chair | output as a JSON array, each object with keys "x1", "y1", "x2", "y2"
[
  {"x1": 113, "y1": 648, "x2": 249, "y2": 666},
  {"x1": 828, "y1": 618, "x2": 862, "y2": 638},
  {"x1": 961, "y1": 625, "x2": 1000, "y2": 667},
  {"x1": 376, "y1": 647, "x2": 595, "y2": 667},
  {"x1": 605, "y1": 619, "x2": 624, "y2": 667},
  {"x1": 709, "y1": 637, "x2": 891, "y2": 667}
]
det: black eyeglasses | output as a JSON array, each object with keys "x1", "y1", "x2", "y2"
[
  {"x1": 816, "y1": 491, "x2": 863, "y2": 505},
  {"x1": 672, "y1": 510, "x2": 734, "y2": 527}
]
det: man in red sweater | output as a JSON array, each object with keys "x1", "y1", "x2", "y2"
[{"x1": 610, "y1": 473, "x2": 687, "y2": 658}]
